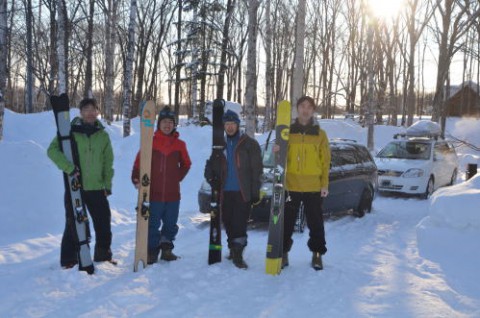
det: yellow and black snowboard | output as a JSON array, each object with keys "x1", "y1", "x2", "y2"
[{"x1": 266, "y1": 100, "x2": 291, "y2": 275}]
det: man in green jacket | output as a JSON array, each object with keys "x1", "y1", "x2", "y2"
[{"x1": 48, "y1": 98, "x2": 114, "y2": 268}]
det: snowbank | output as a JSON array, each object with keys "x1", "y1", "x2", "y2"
[{"x1": 416, "y1": 174, "x2": 480, "y2": 296}]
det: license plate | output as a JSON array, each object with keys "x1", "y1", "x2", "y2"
[{"x1": 381, "y1": 180, "x2": 391, "y2": 186}]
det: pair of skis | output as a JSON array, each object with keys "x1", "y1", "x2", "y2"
[{"x1": 206, "y1": 99, "x2": 292, "y2": 276}]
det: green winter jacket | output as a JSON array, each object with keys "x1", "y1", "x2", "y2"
[{"x1": 47, "y1": 117, "x2": 114, "y2": 192}]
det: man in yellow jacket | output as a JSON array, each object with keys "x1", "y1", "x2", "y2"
[{"x1": 283, "y1": 96, "x2": 331, "y2": 270}]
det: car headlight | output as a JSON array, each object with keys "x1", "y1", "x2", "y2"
[{"x1": 402, "y1": 168, "x2": 424, "y2": 178}]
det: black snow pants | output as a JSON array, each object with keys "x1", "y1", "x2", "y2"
[
  {"x1": 283, "y1": 191, "x2": 327, "y2": 255},
  {"x1": 221, "y1": 191, "x2": 251, "y2": 248},
  {"x1": 61, "y1": 190, "x2": 112, "y2": 266}
]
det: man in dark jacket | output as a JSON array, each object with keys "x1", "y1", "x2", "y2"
[
  {"x1": 204, "y1": 109, "x2": 263, "y2": 269},
  {"x1": 48, "y1": 98, "x2": 115, "y2": 268},
  {"x1": 131, "y1": 106, "x2": 191, "y2": 264}
]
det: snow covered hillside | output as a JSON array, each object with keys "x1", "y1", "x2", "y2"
[{"x1": 1, "y1": 109, "x2": 479, "y2": 317}]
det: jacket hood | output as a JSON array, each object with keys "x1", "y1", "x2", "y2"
[
  {"x1": 154, "y1": 129, "x2": 179, "y2": 139},
  {"x1": 71, "y1": 116, "x2": 105, "y2": 135}
]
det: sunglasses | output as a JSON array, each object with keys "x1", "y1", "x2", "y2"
[
  {"x1": 223, "y1": 115, "x2": 238, "y2": 122},
  {"x1": 160, "y1": 110, "x2": 175, "y2": 117}
]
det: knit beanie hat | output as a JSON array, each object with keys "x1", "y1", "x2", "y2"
[
  {"x1": 222, "y1": 109, "x2": 240, "y2": 124},
  {"x1": 158, "y1": 106, "x2": 176, "y2": 124}
]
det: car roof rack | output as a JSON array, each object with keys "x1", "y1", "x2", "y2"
[
  {"x1": 393, "y1": 133, "x2": 442, "y2": 140},
  {"x1": 394, "y1": 120, "x2": 443, "y2": 141},
  {"x1": 330, "y1": 138, "x2": 357, "y2": 143}
]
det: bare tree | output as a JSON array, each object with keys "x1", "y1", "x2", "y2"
[
  {"x1": 25, "y1": 0, "x2": 34, "y2": 113},
  {"x1": 0, "y1": 0, "x2": 7, "y2": 140},
  {"x1": 122, "y1": 0, "x2": 137, "y2": 137},
  {"x1": 83, "y1": 0, "x2": 94, "y2": 98},
  {"x1": 263, "y1": 0, "x2": 273, "y2": 131},
  {"x1": 216, "y1": 0, "x2": 236, "y2": 100},
  {"x1": 56, "y1": 0, "x2": 67, "y2": 94},
  {"x1": 404, "y1": 0, "x2": 434, "y2": 126},
  {"x1": 431, "y1": 0, "x2": 480, "y2": 131},
  {"x1": 103, "y1": 0, "x2": 118, "y2": 123},
  {"x1": 291, "y1": 0, "x2": 306, "y2": 117},
  {"x1": 244, "y1": 0, "x2": 259, "y2": 137}
]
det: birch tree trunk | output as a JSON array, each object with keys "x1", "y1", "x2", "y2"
[
  {"x1": 25, "y1": 0, "x2": 33, "y2": 113},
  {"x1": 0, "y1": 0, "x2": 6, "y2": 140},
  {"x1": 84, "y1": 0, "x2": 95, "y2": 99},
  {"x1": 174, "y1": 0, "x2": 182, "y2": 117},
  {"x1": 48, "y1": 2, "x2": 58, "y2": 104},
  {"x1": 216, "y1": 0, "x2": 235, "y2": 100},
  {"x1": 263, "y1": 0, "x2": 273, "y2": 131},
  {"x1": 104, "y1": 0, "x2": 118, "y2": 123},
  {"x1": 122, "y1": 0, "x2": 137, "y2": 137},
  {"x1": 291, "y1": 0, "x2": 306, "y2": 117},
  {"x1": 56, "y1": 0, "x2": 67, "y2": 95},
  {"x1": 244, "y1": 0, "x2": 259, "y2": 137},
  {"x1": 366, "y1": 21, "x2": 375, "y2": 151}
]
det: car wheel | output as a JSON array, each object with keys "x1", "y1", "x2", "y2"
[
  {"x1": 449, "y1": 169, "x2": 457, "y2": 186},
  {"x1": 423, "y1": 177, "x2": 434, "y2": 199},
  {"x1": 356, "y1": 187, "x2": 373, "y2": 218}
]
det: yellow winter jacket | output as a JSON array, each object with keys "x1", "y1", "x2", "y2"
[{"x1": 285, "y1": 120, "x2": 331, "y2": 192}]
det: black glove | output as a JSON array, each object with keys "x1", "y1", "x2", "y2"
[
  {"x1": 208, "y1": 177, "x2": 220, "y2": 189},
  {"x1": 204, "y1": 158, "x2": 220, "y2": 188},
  {"x1": 69, "y1": 166, "x2": 80, "y2": 177}
]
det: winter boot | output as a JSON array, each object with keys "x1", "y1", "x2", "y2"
[
  {"x1": 231, "y1": 245, "x2": 248, "y2": 269},
  {"x1": 94, "y1": 246, "x2": 113, "y2": 262},
  {"x1": 160, "y1": 242, "x2": 178, "y2": 261},
  {"x1": 311, "y1": 252, "x2": 323, "y2": 271},
  {"x1": 160, "y1": 248, "x2": 178, "y2": 261},
  {"x1": 147, "y1": 248, "x2": 160, "y2": 265},
  {"x1": 281, "y1": 252, "x2": 289, "y2": 269}
]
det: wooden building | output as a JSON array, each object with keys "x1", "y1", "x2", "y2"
[{"x1": 445, "y1": 81, "x2": 480, "y2": 117}]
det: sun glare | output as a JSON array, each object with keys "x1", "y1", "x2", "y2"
[{"x1": 368, "y1": 0, "x2": 405, "y2": 21}]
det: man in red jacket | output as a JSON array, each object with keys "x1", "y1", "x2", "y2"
[{"x1": 131, "y1": 106, "x2": 191, "y2": 264}]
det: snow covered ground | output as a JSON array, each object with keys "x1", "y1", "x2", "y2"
[{"x1": 1, "y1": 109, "x2": 479, "y2": 317}]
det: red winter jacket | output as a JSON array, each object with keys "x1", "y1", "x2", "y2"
[{"x1": 131, "y1": 130, "x2": 191, "y2": 202}]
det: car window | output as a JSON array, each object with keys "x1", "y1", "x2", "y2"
[
  {"x1": 377, "y1": 141, "x2": 431, "y2": 160},
  {"x1": 333, "y1": 148, "x2": 358, "y2": 166},
  {"x1": 356, "y1": 146, "x2": 374, "y2": 163},
  {"x1": 262, "y1": 142, "x2": 275, "y2": 168}
]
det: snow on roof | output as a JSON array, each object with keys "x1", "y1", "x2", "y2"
[
  {"x1": 406, "y1": 120, "x2": 441, "y2": 137},
  {"x1": 445, "y1": 80, "x2": 480, "y2": 98}
]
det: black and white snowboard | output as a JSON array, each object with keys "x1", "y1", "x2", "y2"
[
  {"x1": 208, "y1": 99, "x2": 225, "y2": 264},
  {"x1": 51, "y1": 93, "x2": 94, "y2": 275}
]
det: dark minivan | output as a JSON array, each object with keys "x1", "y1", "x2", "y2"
[{"x1": 198, "y1": 139, "x2": 378, "y2": 222}]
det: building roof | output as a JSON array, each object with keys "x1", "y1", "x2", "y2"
[{"x1": 445, "y1": 80, "x2": 480, "y2": 99}]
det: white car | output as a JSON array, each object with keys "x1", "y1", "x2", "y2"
[{"x1": 375, "y1": 136, "x2": 458, "y2": 199}]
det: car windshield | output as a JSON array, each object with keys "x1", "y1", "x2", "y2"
[
  {"x1": 261, "y1": 142, "x2": 275, "y2": 168},
  {"x1": 377, "y1": 141, "x2": 431, "y2": 160}
]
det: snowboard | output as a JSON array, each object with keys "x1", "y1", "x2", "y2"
[
  {"x1": 133, "y1": 100, "x2": 156, "y2": 272},
  {"x1": 208, "y1": 99, "x2": 225, "y2": 265},
  {"x1": 266, "y1": 100, "x2": 291, "y2": 275},
  {"x1": 50, "y1": 93, "x2": 94, "y2": 275}
]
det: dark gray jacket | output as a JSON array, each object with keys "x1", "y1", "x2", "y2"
[{"x1": 205, "y1": 133, "x2": 263, "y2": 202}]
